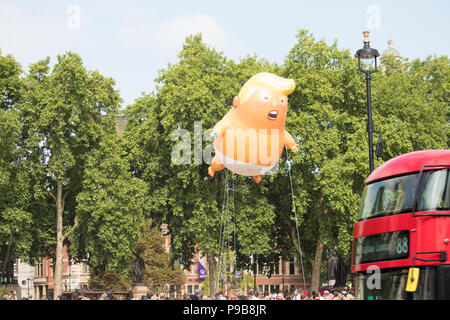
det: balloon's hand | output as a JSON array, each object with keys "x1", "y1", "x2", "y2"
[{"x1": 291, "y1": 145, "x2": 299, "y2": 153}]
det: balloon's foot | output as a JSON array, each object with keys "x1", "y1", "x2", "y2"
[
  {"x1": 252, "y1": 176, "x2": 262, "y2": 183},
  {"x1": 208, "y1": 167, "x2": 215, "y2": 178}
]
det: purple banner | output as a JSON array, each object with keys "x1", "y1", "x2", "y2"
[{"x1": 198, "y1": 261, "x2": 207, "y2": 280}]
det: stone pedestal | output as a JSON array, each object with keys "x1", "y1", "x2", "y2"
[{"x1": 131, "y1": 283, "x2": 149, "y2": 300}]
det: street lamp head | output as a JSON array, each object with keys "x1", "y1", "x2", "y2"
[
  {"x1": 355, "y1": 31, "x2": 380, "y2": 72},
  {"x1": 363, "y1": 31, "x2": 370, "y2": 43}
]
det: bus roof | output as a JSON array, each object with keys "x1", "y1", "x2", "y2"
[{"x1": 366, "y1": 149, "x2": 450, "y2": 184}]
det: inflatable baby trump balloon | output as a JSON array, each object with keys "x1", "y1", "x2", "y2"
[{"x1": 208, "y1": 72, "x2": 299, "y2": 183}]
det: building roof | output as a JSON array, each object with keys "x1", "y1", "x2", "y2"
[{"x1": 381, "y1": 39, "x2": 401, "y2": 58}]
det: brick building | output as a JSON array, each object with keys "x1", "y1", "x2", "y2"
[{"x1": 5, "y1": 246, "x2": 89, "y2": 300}]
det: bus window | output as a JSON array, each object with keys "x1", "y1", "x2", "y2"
[
  {"x1": 393, "y1": 182, "x2": 405, "y2": 212},
  {"x1": 418, "y1": 170, "x2": 449, "y2": 211},
  {"x1": 359, "y1": 173, "x2": 417, "y2": 220}
]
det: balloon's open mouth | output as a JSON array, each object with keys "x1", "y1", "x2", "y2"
[{"x1": 268, "y1": 110, "x2": 278, "y2": 120}]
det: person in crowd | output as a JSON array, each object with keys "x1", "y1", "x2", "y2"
[
  {"x1": 99, "y1": 293, "x2": 109, "y2": 300},
  {"x1": 145, "y1": 292, "x2": 153, "y2": 300},
  {"x1": 215, "y1": 291, "x2": 224, "y2": 300},
  {"x1": 183, "y1": 293, "x2": 191, "y2": 300},
  {"x1": 345, "y1": 292, "x2": 354, "y2": 300},
  {"x1": 9, "y1": 290, "x2": 17, "y2": 300},
  {"x1": 190, "y1": 288, "x2": 202, "y2": 300},
  {"x1": 289, "y1": 291, "x2": 296, "y2": 300},
  {"x1": 325, "y1": 291, "x2": 334, "y2": 300},
  {"x1": 332, "y1": 290, "x2": 344, "y2": 300},
  {"x1": 301, "y1": 290, "x2": 310, "y2": 300},
  {"x1": 250, "y1": 290, "x2": 260, "y2": 300}
]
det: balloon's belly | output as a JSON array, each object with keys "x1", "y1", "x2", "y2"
[{"x1": 214, "y1": 148, "x2": 279, "y2": 176}]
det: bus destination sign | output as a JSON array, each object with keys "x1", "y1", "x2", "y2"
[{"x1": 354, "y1": 230, "x2": 409, "y2": 264}]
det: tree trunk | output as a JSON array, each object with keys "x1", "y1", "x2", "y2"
[
  {"x1": 206, "y1": 253, "x2": 217, "y2": 298},
  {"x1": 310, "y1": 198, "x2": 326, "y2": 293},
  {"x1": 53, "y1": 180, "x2": 64, "y2": 299},
  {"x1": 311, "y1": 235, "x2": 324, "y2": 293},
  {"x1": 291, "y1": 226, "x2": 300, "y2": 255}
]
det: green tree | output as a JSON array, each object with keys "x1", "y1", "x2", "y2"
[
  {"x1": 17, "y1": 52, "x2": 121, "y2": 298},
  {"x1": 88, "y1": 270, "x2": 131, "y2": 291},
  {"x1": 373, "y1": 54, "x2": 449, "y2": 155},
  {"x1": 0, "y1": 51, "x2": 35, "y2": 270},
  {"x1": 70, "y1": 131, "x2": 149, "y2": 277},
  {"x1": 134, "y1": 222, "x2": 185, "y2": 293}
]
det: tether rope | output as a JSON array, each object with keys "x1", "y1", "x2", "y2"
[
  {"x1": 216, "y1": 147, "x2": 307, "y2": 292},
  {"x1": 285, "y1": 146, "x2": 307, "y2": 291}
]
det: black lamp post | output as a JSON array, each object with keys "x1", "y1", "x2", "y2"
[{"x1": 355, "y1": 31, "x2": 380, "y2": 173}]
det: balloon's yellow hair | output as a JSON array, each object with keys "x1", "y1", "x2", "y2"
[{"x1": 238, "y1": 72, "x2": 295, "y2": 104}]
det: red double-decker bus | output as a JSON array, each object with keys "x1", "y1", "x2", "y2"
[{"x1": 352, "y1": 150, "x2": 450, "y2": 300}]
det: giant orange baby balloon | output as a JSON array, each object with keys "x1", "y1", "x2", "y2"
[{"x1": 208, "y1": 72, "x2": 298, "y2": 183}]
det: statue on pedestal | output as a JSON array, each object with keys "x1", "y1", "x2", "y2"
[{"x1": 132, "y1": 253, "x2": 145, "y2": 284}]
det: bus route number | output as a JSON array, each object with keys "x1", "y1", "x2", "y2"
[{"x1": 396, "y1": 236, "x2": 408, "y2": 255}]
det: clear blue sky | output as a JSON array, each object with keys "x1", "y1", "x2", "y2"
[{"x1": 1, "y1": 0, "x2": 449, "y2": 107}]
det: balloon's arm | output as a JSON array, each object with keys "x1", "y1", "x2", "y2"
[
  {"x1": 284, "y1": 130, "x2": 299, "y2": 152},
  {"x1": 211, "y1": 120, "x2": 230, "y2": 141}
]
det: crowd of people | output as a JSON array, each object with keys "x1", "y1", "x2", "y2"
[
  {"x1": 138, "y1": 288, "x2": 354, "y2": 301},
  {"x1": 1, "y1": 287, "x2": 355, "y2": 300}
]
